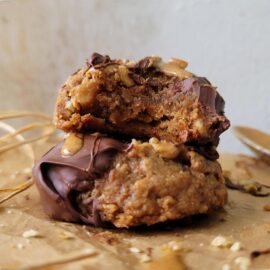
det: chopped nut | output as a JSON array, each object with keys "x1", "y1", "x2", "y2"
[
  {"x1": 118, "y1": 65, "x2": 134, "y2": 87},
  {"x1": 230, "y1": 242, "x2": 242, "y2": 252},
  {"x1": 211, "y1": 235, "x2": 232, "y2": 248},
  {"x1": 158, "y1": 60, "x2": 192, "y2": 80},
  {"x1": 234, "y1": 256, "x2": 251, "y2": 270},
  {"x1": 71, "y1": 72, "x2": 100, "y2": 110},
  {"x1": 129, "y1": 247, "x2": 142, "y2": 254},
  {"x1": 170, "y1": 58, "x2": 188, "y2": 69},
  {"x1": 149, "y1": 137, "x2": 180, "y2": 159},
  {"x1": 22, "y1": 229, "x2": 40, "y2": 238},
  {"x1": 102, "y1": 204, "x2": 118, "y2": 214},
  {"x1": 104, "y1": 65, "x2": 118, "y2": 75},
  {"x1": 140, "y1": 253, "x2": 152, "y2": 263},
  {"x1": 65, "y1": 100, "x2": 74, "y2": 111},
  {"x1": 193, "y1": 119, "x2": 206, "y2": 136}
]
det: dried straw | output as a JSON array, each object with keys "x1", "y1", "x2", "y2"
[{"x1": 0, "y1": 111, "x2": 55, "y2": 205}]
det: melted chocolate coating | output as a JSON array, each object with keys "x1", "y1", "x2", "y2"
[
  {"x1": 181, "y1": 77, "x2": 225, "y2": 115},
  {"x1": 33, "y1": 134, "x2": 127, "y2": 226}
]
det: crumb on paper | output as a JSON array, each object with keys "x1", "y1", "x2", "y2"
[
  {"x1": 211, "y1": 235, "x2": 232, "y2": 248},
  {"x1": 140, "y1": 253, "x2": 152, "y2": 263},
  {"x1": 22, "y1": 229, "x2": 40, "y2": 238},
  {"x1": 230, "y1": 242, "x2": 242, "y2": 252},
  {"x1": 168, "y1": 240, "x2": 182, "y2": 251},
  {"x1": 16, "y1": 243, "x2": 25, "y2": 250},
  {"x1": 129, "y1": 247, "x2": 142, "y2": 254},
  {"x1": 234, "y1": 256, "x2": 251, "y2": 270},
  {"x1": 23, "y1": 168, "x2": 32, "y2": 174},
  {"x1": 222, "y1": 264, "x2": 231, "y2": 270}
]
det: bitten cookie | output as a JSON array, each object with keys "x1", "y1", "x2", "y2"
[
  {"x1": 55, "y1": 53, "x2": 230, "y2": 146},
  {"x1": 33, "y1": 134, "x2": 227, "y2": 228}
]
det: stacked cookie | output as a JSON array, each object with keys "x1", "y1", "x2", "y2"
[{"x1": 33, "y1": 53, "x2": 230, "y2": 228}]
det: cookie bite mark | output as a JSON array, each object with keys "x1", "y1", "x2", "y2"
[{"x1": 55, "y1": 53, "x2": 230, "y2": 146}]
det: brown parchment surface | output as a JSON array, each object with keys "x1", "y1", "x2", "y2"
[{"x1": 0, "y1": 139, "x2": 269, "y2": 270}]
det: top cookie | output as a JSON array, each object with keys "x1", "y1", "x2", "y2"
[{"x1": 55, "y1": 53, "x2": 230, "y2": 146}]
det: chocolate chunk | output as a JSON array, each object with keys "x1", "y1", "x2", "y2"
[
  {"x1": 186, "y1": 143, "x2": 219, "y2": 160},
  {"x1": 135, "y1": 57, "x2": 153, "y2": 69},
  {"x1": 181, "y1": 77, "x2": 225, "y2": 115},
  {"x1": 32, "y1": 134, "x2": 128, "y2": 227},
  {"x1": 87, "y1": 53, "x2": 111, "y2": 67}
]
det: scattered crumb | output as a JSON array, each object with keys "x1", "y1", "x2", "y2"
[
  {"x1": 129, "y1": 247, "x2": 142, "y2": 254},
  {"x1": 22, "y1": 229, "x2": 40, "y2": 238},
  {"x1": 16, "y1": 243, "x2": 25, "y2": 250},
  {"x1": 59, "y1": 231, "x2": 75, "y2": 240},
  {"x1": 234, "y1": 256, "x2": 251, "y2": 270},
  {"x1": 26, "y1": 239, "x2": 31, "y2": 244},
  {"x1": 199, "y1": 243, "x2": 204, "y2": 247},
  {"x1": 22, "y1": 168, "x2": 32, "y2": 174},
  {"x1": 222, "y1": 263, "x2": 231, "y2": 270},
  {"x1": 7, "y1": 210, "x2": 13, "y2": 214},
  {"x1": 167, "y1": 241, "x2": 182, "y2": 251},
  {"x1": 0, "y1": 224, "x2": 6, "y2": 228},
  {"x1": 211, "y1": 235, "x2": 232, "y2": 248},
  {"x1": 230, "y1": 242, "x2": 242, "y2": 252},
  {"x1": 263, "y1": 204, "x2": 270, "y2": 211},
  {"x1": 140, "y1": 253, "x2": 152, "y2": 263}
]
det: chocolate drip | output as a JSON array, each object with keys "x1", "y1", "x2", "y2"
[{"x1": 33, "y1": 134, "x2": 128, "y2": 226}]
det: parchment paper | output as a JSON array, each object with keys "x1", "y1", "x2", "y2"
[{"x1": 0, "y1": 138, "x2": 269, "y2": 270}]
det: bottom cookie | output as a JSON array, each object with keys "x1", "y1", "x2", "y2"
[{"x1": 33, "y1": 134, "x2": 227, "y2": 228}]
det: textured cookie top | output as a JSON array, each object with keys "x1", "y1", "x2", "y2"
[{"x1": 55, "y1": 53, "x2": 230, "y2": 145}]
